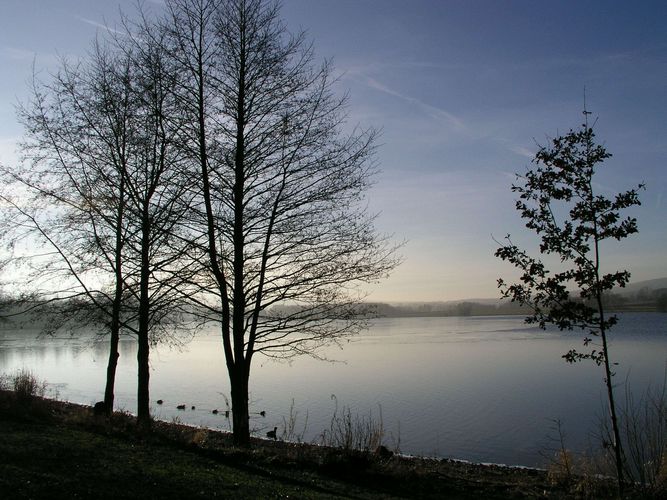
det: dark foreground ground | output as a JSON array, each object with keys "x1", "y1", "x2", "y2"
[{"x1": 0, "y1": 391, "x2": 634, "y2": 499}]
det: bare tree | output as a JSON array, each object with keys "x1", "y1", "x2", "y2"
[
  {"x1": 111, "y1": 16, "x2": 200, "y2": 426},
  {"x1": 4, "y1": 21, "x2": 197, "y2": 424},
  {"x1": 3, "y1": 46, "x2": 134, "y2": 414},
  {"x1": 162, "y1": 0, "x2": 398, "y2": 445}
]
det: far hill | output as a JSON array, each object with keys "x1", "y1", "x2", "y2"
[
  {"x1": 618, "y1": 277, "x2": 667, "y2": 296},
  {"x1": 369, "y1": 299, "x2": 526, "y2": 318},
  {"x1": 372, "y1": 277, "x2": 667, "y2": 318}
]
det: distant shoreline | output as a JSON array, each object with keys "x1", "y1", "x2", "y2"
[
  {"x1": 1, "y1": 305, "x2": 664, "y2": 332},
  {"x1": 371, "y1": 305, "x2": 665, "y2": 319}
]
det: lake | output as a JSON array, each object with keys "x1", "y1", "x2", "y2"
[{"x1": 1, "y1": 312, "x2": 665, "y2": 467}]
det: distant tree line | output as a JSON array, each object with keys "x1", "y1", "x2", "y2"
[
  {"x1": 366, "y1": 288, "x2": 666, "y2": 318},
  {"x1": 2, "y1": 285, "x2": 663, "y2": 328},
  {"x1": 368, "y1": 301, "x2": 526, "y2": 318}
]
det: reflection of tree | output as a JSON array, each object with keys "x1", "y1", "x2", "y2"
[{"x1": 119, "y1": 338, "x2": 138, "y2": 361}]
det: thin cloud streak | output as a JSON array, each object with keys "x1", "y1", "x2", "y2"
[
  {"x1": 0, "y1": 46, "x2": 37, "y2": 62},
  {"x1": 0, "y1": 46, "x2": 66, "y2": 68},
  {"x1": 363, "y1": 75, "x2": 466, "y2": 132},
  {"x1": 76, "y1": 16, "x2": 127, "y2": 36},
  {"x1": 510, "y1": 145, "x2": 535, "y2": 160},
  {"x1": 336, "y1": 61, "x2": 466, "y2": 132}
]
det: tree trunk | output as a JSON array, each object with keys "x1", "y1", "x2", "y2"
[
  {"x1": 136, "y1": 210, "x2": 152, "y2": 428},
  {"x1": 104, "y1": 179, "x2": 124, "y2": 416},
  {"x1": 230, "y1": 9, "x2": 248, "y2": 447},
  {"x1": 136, "y1": 330, "x2": 150, "y2": 427},
  {"x1": 600, "y1": 326, "x2": 625, "y2": 493},
  {"x1": 230, "y1": 365, "x2": 250, "y2": 446},
  {"x1": 103, "y1": 329, "x2": 119, "y2": 415}
]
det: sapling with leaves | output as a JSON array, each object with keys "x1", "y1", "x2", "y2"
[{"x1": 495, "y1": 110, "x2": 643, "y2": 492}]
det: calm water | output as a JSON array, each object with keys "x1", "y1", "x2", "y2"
[{"x1": 1, "y1": 313, "x2": 665, "y2": 467}]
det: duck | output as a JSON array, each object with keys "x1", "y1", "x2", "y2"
[
  {"x1": 212, "y1": 409, "x2": 219, "y2": 415},
  {"x1": 191, "y1": 405, "x2": 196, "y2": 410},
  {"x1": 266, "y1": 426, "x2": 277, "y2": 440},
  {"x1": 176, "y1": 404, "x2": 186, "y2": 410},
  {"x1": 157, "y1": 399, "x2": 163, "y2": 405},
  {"x1": 259, "y1": 410, "x2": 266, "y2": 417}
]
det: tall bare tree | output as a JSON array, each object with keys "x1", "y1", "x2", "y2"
[
  {"x1": 5, "y1": 22, "x2": 197, "y2": 424},
  {"x1": 112, "y1": 16, "x2": 200, "y2": 426},
  {"x1": 162, "y1": 0, "x2": 398, "y2": 445},
  {"x1": 4, "y1": 45, "x2": 134, "y2": 414}
]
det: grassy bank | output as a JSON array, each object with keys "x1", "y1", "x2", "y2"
[{"x1": 0, "y1": 389, "x2": 628, "y2": 499}]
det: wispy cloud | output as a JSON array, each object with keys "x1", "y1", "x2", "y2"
[
  {"x1": 363, "y1": 76, "x2": 466, "y2": 131},
  {"x1": 338, "y1": 63, "x2": 466, "y2": 132},
  {"x1": 0, "y1": 46, "x2": 37, "y2": 62},
  {"x1": 76, "y1": 16, "x2": 126, "y2": 36},
  {"x1": 0, "y1": 45, "x2": 63, "y2": 67},
  {"x1": 0, "y1": 136, "x2": 21, "y2": 166},
  {"x1": 500, "y1": 170, "x2": 517, "y2": 182},
  {"x1": 509, "y1": 145, "x2": 535, "y2": 160}
]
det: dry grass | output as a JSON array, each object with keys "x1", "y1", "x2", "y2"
[
  {"x1": 319, "y1": 395, "x2": 384, "y2": 453},
  {"x1": 280, "y1": 398, "x2": 309, "y2": 443},
  {"x1": 593, "y1": 377, "x2": 667, "y2": 497},
  {"x1": 619, "y1": 382, "x2": 667, "y2": 495},
  {"x1": 7, "y1": 369, "x2": 47, "y2": 403}
]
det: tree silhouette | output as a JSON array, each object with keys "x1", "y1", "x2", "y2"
[
  {"x1": 4, "y1": 25, "x2": 198, "y2": 424},
  {"x1": 496, "y1": 110, "x2": 643, "y2": 491},
  {"x1": 162, "y1": 0, "x2": 398, "y2": 445},
  {"x1": 2, "y1": 0, "x2": 397, "y2": 440}
]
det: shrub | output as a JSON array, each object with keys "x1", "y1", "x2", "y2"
[{"x1": 12, "y1": 368, "x2": 46, "y2": 402}]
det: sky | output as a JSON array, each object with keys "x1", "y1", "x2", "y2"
[{"x1": 0, "y1": 0, "x2": 665, "y2": 302}]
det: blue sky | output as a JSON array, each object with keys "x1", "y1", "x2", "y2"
[{"x1": 1, "y1": 0, "x2": 665, "y2": 301}]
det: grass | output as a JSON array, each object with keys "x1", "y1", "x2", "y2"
[
  {"x1": 0, "y1": 404, "x2": 375, "y2": 499},
  {"x1": 0, "y1": 388, "x2": 639, "y2": 499},
  {"x1": 1, "y1": 420, "x2": 275, "y2": 499}
]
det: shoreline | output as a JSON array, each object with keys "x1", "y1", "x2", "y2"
[{"x1": 1, "y1": 390, "x2": 628, "y2": 499}]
